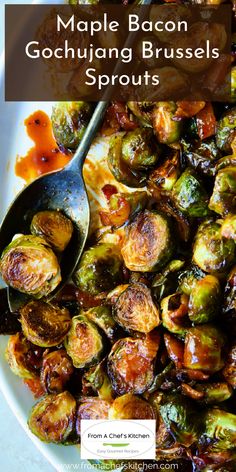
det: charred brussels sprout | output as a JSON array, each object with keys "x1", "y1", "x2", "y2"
[
  {"x1": 64, "y1": 314, "x2": 104, "y2": 368},
  {"x1": 121, "y1": 210, "x2": 174, "y2": 272},
  {"x1": 76, "y1": 397, "x2": 110, "y2": 435},
  {"x1": 127, "y1": 102, "x2": 153, "y2": 127},
  {"x1": 28, "y1": 391, "x2": 76, "y2": 443},
  {"x1": 178, "y1": 264, "x2": 205, "y2": 295},
  {"x1": 83, "y1": 361, "x2": 113, "y2": 402},
  {"x1": 121, "y1": 128, "x2": 159, "y2": 170},
  {"x1": 216, "y1": 107, "x2": 236, "y2": 153},
  {"x1": 40, "y1": 349, "x2": 74, "y2": 394},
  {"x1": 188, "y1": 275, "x2": 221, "y2": 324},
  {"x1": 0, "y1": 235, "x2": 61, "y2": 298},
  {"x1": 108, "y1": 134, "x2": 146, "y2": 188},
  {"x1": 30, "y1": 210, "x2": 73, "y2": 252},
  {"x1": 113, "y1": 283, "x2": 160, "y2": 333},
  {"x1": 161, "y1": 292, "x2": 189, "y2": 337},
  {"x1": 109, "y1": 394, "x2": 156, "y2": 420},
  {"x1": 193, "y1": 220, "x2": 235, "y2": 275},
  {"x1": 152, "y1": 102, "x2": 182, "y2": 144},
  {"x1": 51, "y1": 101, "x2": 92, "y2": 149},
  {"x1": 183, "y1": 137, "x2": 221, "y2": 177},
  {"x1": 107, "y1": 333, "x2": 160, "y2": 395},
  {"x1": 221, "y1": 215, "x2": 236, "y2": 241},
  {"x1": 172, "y1": 168, "x2": 210, "y2": 217},
  {"x1": 6, "y1": 333, "x2": 39, "y2": 379},
  {"x1": 73, "y1": 243, "x2": 123, "y2": 296},
  {"x1": 203, "y1": 409, "x2": 236, "y2": 450},
  {"x1": 184, "y1": 325, "x2": 225, "y2": 373},
  {"x1": 159, "y1": 393, "x2": 201, "y2": 446},
  {"x1": 209, "y1": 167, "x2": 236, "y2": 216},
  {"x1": 85, "y1": 306, "x2": 117, "y2": 341},
  {"x1": 20, "y1": 300, "x2": 71, "y2": 347}
]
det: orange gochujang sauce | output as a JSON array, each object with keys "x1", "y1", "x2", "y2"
[{"x1": 15, "y1": 110, "x2": 71, "y2": 183}]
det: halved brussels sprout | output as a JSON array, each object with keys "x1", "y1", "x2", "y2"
[
  {"x1": 209, "y1": 167, "x2": 236, "y2": 216},
  {"x1": 28, "y1": 391, "x2": 76, "y2": 443},
  {"x1": 51, "y1": 101, "x2": 93, "y2": 149},
  {"x1": 178, "y1": 264, "x2": 205, "y2": 295},
  {"x1": 152, "y1": 259, "x2": 185, "y2": 301},
  {"x1": 194, "y1": 382, "x2": 232, "y2": 404},
  {"x1": 109, "y1": 394, "x2": 156, "y2": 420},
  {"x1": 6, "y1": 332, "x2": 39, "y2": 379},
  {"x1": 107, "y1": 333, "x2": 160, "y2": 395},
  {"x1": 76, "y1": 397, "x2": 110, "y2": 435},
  {"x1": 172, "y1": 168, "x2": 210, "y2": 217},
  {"x1": 121, "y1": 128, "x2": 159, "y2": 170},
  {"x1": 159, "y1": 393, "x2": 201, "y2": 446},
  {"x1": 73, "y1": 243, "x2": 123, "y2": 296},
  {"x1": 121, "y1": 210, "x2": 174, "y2": 272},
  {"x1": 0, "y1": 235, "x2": 61, "y2": 298},
  {"x1": 204, "y1": 409, "x2": 236, "y2": 451},
  {"x1": 113, "y1": 283, "x2": 160, "y2": 333},
  {"x1": 183, "y1": 325, "x2": 225, "y2": 373},
  {"x1": 85, "y1": 306, "x2": 117, "y2": 341},
  {"x1": 40, "y1": 349, "x2": 74, "y2": 394},
  {"x1": 152, "y1": 102, "x2": 182, "y2": 144},
  {"x1": 188, "y1": 275, "x2": 221, "y2": 324},
  {"x1": 222, "y1": 344, "x2": 236, "y2": 388},
  {"x1": 148, "y1": 149, "x2": 180, "y2": 193},
  {"x1": 161, "y1": 292, "x2": 189, "y2": 337},
  {"x1": 83, "y1": 361, "x2": 113, "y2": 402},
  {"x1": 192, "y1": 220, "x2": 235, "y2": 275},
  {"x1": 183, "y1": 137, "x2": 221, "y2": 177},
  {"x1": 64, "y1": 314, "x2": 104, "y2": 368},
  {"x1": 108, "y1": 134, "x2": 146, "y2": 188},
  {"x1": 31, "y1": 210, "x2": 73, "y2": 252},
  {"x1": 20, "y1": 300, "x2": 71, "y2": 347},
  {"x1": 216, "y1": 107, "x2": 236, "y2": 153},
  {"x1": 127, "y1": 102, "x2": 153, "y2": 127},
  {"x1": 221, "y1": 215, "x2": 236, "y2": 241}
]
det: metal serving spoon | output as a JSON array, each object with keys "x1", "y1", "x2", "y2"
[{"x1": 0, "y1": 101, "x2": 108, "y2": 312}]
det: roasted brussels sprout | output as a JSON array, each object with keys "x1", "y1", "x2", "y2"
[
  {"x1": 20, "y1": 300, "x2": 71, "y2": 347},
  {"x1": 73, "y1": 243, "x2": 123, "y2": 296},
  {"x1": 127, "y1": 102, "x2": 153, "y2": 127},
  {"x1": 108, "y1": 134, "x2": 146, "y2": 188},
  {"x1": 0, "y1": 235, "x2": 61, "y2": 298},
  {"x1": 30, "y1": 210, "x2": 73, "y2": 252},
  {"x1": 222, "y1": 345, "x2": 236, "y2": 388},
  {"x1": 40, "y1": 349, "x2": 74, "y2": 394},
  {"x1": 152, "y1": 102, "x2": 182, "y2": 144},
  {"x1": 85, "y1": 306, "x2": 117, "y2": 341},
  {"x1": 203, "y1": 409, "x2": 236, "y2": 451},
  {"x1": 221, "y1": 215, "x2": 236, "y2": 241},
  {"x1": 188, "y1": 275, "x2": 221, "y2": 324},
  {"x1": 184, "y1": 325, "x2": 225, "y2": 373},
  {"x1": 64, "y1": 314, "x2": 104, "y2": 368},
  {"x1": 183, "y1": 137, "x2": 221, "y2": 177},
  {"x1": 107, "y1": 332, "x2": 160, "y2": 395},
  {"x1": 28, "y1": 391, "x2": 76, "y2": 443},
  {"x1": 209, "y1": 167, "x2": 236, "y2": 216},
  {"x1": 113, "y1": 283, "x2": 160, "y2": 333},
  {"x1": 161, "y1": 292, "x2": 189, "y2": 337},
  {"x1": 6, "y1": 332, "x2": 39, "y2": 379},
  {"x1": 159, "y1": 393, "x2": 201, "y2": 446},
  {"x1": 172, "y1": 168, "x2": 210, "y2": 217},
  {"x1": 83, "y1": 361, "x2": 113, "y2": 402},
  {"x1": 148, "y1": 149, "x2": 180, "y2": 193},
  {"x1": 178, "y1": 264, "x2": 205, "y2": 295},
  {"x1": 216, "y1": 107, "x2": 236, "y2": 153},
  {"x1": 51, "y1": 101, "x2": 92, "y2": 149},
  {"x1": 76, "y1": 397, "x2": 110, "y2": 435},
  {"x1": 121, "y1": 128, "x2": 159, "y2": 170},
  {"x1": 100, "y1": 191, "x2": 148, "y2": 228},
  {"x1": 193, "y1": 382, "x2": 232, "y2": 404},
  {"x1": 193, "y1": 220, "x2": 235, "y2": 275},
  {"x1": 109, "y1": 394, "x2": 156, "y2": 420},
  {"x1": 121, "y1": 210, "x2": 174, "y2": 272}
]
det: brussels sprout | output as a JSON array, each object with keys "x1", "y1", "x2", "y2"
[
  {"x1": 127, "y1": 102, "x2": 153, "y2": 127},
  {"x1": 108, "y1": 134, "x2": 146, "y2": 188},
  {"x1": 192, "y1": 220, "x2": 235, "y2": 275},
  {"x1": 28, "y1": 391, "x2": 76, "y2": 443},
  {"x1": 183, "y1": 325, "x2": 225, "y2": 373},
  {"x1": 0, "y1": 235, "x2": 61, "y2": 298},
  {"x1": 222, "y1": 345, "x2": 236, "y2": 388},
  {"x1": 83, "y1": 361, "x2": 113, "y2": 402},
  {"x1": 152, "y1": 259, "x2": 185, "y2": 301},
  {"x1": 20, "y1": 300, "x2": 71, "y2": 348},
  {"x1": 221, "y1": 215, "x2": 236, "y2": 241},
  {"x1": 194, "y1": 382, "x2": 232, "y2": 404},
  {"x1": 65, "y1": 314, "x2": 104, "y2": 368},
  {"x1": 178, "y1": 264, "x2": 205, "y2": 295},
  {"x1": 85, "y1": 306, "x2": 117, "y2": 341},
  {"x1": 148, "y1": 149, "x2": 180, "y2": 193},
  {"x1": 113, "y1": 283, "x2": 160, "y2": 333},
  {"x1": 109, "y1": 394, "x2": 156, "y2": 420},
  {"x1": 183, "y1": 137, "x2": 221, "y2": 177},
  {"x1": 51, "y1": 101, "x2": 92, "y2": 149},
  {"x1": 121, "y1": 210, "x2": 174, "y2": 272},
  {"x1": 216, "y1": 107, "x2": 236, "y2": 153},
  {"x1": 122, "y1": 128, "x2": 159, "y2": 170},
  {"x1": 40, "y1": 349, "x2": 74, "y2": 394},
  {"x1": 161, "y1": 292, "x2": 189, "y2": 337},
  {"x1": 209, "y1": 167, "x2": 236, "y2": 216},
  {"x1": 30, "y1": 210, "x2": 73, "y2": 252},
  {"x1": 203, "y1": 409, "x2": 236, "y2": 450},
  {"x1": 172, "y1": 168, "x2": 210, "y2": 217},
  {"x1": 73, "y1": 243, "x2": 123, "y2": 296},
  {"x1": 159, "y1": 393, "x2": 201, "y2": 446},
  {"x1": 6, "y1": 332, "x2": 39, "y2": 379},
  {"x1": 188, "y1": 275, "x2": 221, "y2": 324},
  {"x1": 76, "y1": 397, "x2": 110, "y2": 435},
  {"x1": 107, "y1": 333, "x2": 160, "y2": 395},
  {"x1": 152, "y1": 102, "x2": 182, "y2": 144},
  {"x1": 100, "y1": 191, "x2": 148, "y2": 228}
]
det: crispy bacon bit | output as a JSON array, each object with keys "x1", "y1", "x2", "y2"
[
  {"x1": 196, "y1": 102, "x2": 216, "y2": 140},
  {"x1": 101, "y1": 101, "x2": 138, "y2": 136},
  {"x1": 24, "y1": 378, "x2": 45, "y2": 398},
  {"x1": 101, "y1": 184, "x2": 117, "y2": 202}
]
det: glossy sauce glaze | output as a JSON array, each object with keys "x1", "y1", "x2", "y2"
[{"x1": 15, "y1": 111, "x2": 71, "y2": 183}]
